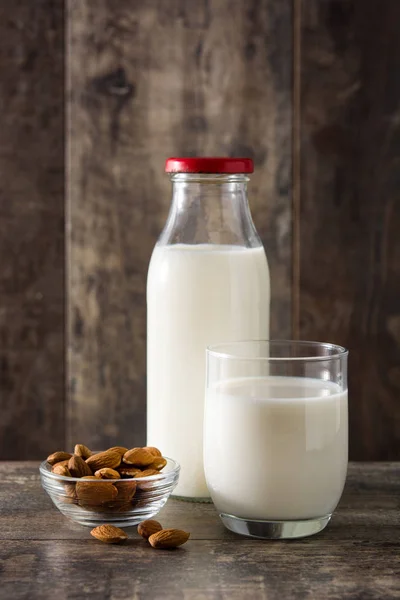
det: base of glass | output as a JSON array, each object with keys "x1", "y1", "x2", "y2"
[
  {"x1": 172, "y1": 494, "x2": 212, "y2": 503},
  {"x1": 220, "y1": 513, "x2": 331, "y2": 539}
]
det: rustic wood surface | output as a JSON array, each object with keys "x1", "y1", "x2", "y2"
[
  {"x1": 298, "y1": 0, "x2": 400, "y2": 460},
  {"x1": 0, "y1": 0, "x2": 65, "y2": 459},
  {"x1": 0, "y1": 462, "x2": 399, "y2": 599},
  {"x1": 67, "y1": 0, "x2": 292, "y2": 450}
]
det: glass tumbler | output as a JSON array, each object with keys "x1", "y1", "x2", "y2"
[{"x1": 204, "y1": 341, "x2": 348, "y2": 539}]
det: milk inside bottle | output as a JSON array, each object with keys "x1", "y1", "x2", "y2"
[{"x1": 147, "y1": 158, "x2": 270, "y2": 500}]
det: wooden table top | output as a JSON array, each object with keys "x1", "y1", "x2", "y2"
[{"x1": 0, "y1": 462, "x2": 399, "y2": 599}]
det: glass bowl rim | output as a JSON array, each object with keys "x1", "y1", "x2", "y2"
[
  {"x1": 40, "y1": 456, "x2": 180, "y2": 483},
  {"x1": 207, "y1": 339, "x2": 348, "y2": 362}
]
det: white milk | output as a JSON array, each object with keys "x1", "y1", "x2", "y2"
[
  {"x1": 147, "y1": 244, "x2": 270, "y2": 498},
  {"x1": 204, "y1": 376, "x2": 348, "y2": 519}
]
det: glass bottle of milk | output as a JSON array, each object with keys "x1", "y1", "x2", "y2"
[{"x1": 147, "y1": 157, "x2": 270, "y2": 501}]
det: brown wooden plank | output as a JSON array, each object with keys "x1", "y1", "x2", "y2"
[
  {"x1": 67, "y1": 0, "x2": 292, "y2": 449},
  {"x1": 0, "y1": 0, "x2": 65, "y2": 459},
  {"x1": 298, "y1": 0, "x2": 400, "y2": 459},
  {"x1": 0, "y1": 463, "x2": 399, "y2": 599}
]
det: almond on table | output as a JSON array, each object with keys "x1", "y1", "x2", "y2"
[
  {"x1": 90, "y1": 524, "x2": 128, "y2": 544},
  {"x1": 148, "y1": 529, "x2": 190, "y2": 549},
  {"x1": 137, "y1": 519, "x2": 163, "y2": 539}
]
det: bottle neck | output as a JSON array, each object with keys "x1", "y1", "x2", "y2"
[{"x1": 158, "y1": 173, "x2": 261, "y2": 248}]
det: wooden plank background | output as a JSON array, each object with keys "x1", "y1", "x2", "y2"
[
  {"x1": 67, "y1": 0, "x2": 292, "y2": 450},
  {"x1": 298, "y1": 0, "x2": 400, "y2": 459},
  {"x1": 0, "y1": 0, "x2": 65, "y2": 459},
  {"x1": 0, "y1": 0, "x2": 399, "y2": 459}
]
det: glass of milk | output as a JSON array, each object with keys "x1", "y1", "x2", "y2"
[{"x1": 204, "y1": 340, "x2": 348, "y2": 539}]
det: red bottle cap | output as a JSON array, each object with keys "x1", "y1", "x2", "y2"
[{"x1": 165, "y1": 157, "x2": 254, "y2": 174}]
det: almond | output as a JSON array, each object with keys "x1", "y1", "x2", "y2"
[
  {"x1": 118, "y1": 466, "x2": 142, "y2": 478},
  {"x1": 135, "y1": 469, "x2": 159, "y2": 478},
  {"x1": 137, "y1": 519, "x2": 163, "y2": 540},
  {"x1": 143, "y1": 446, "x2": 162, "y2": 457},
  {"x1": 76, "y1": 480, "x2": 118, "y2": 506},
  {"x1": 123, "y1": 448, "x2": 155, "y2": 467},
  {"x1": 90, "y1": 524, "x2": 128, "y2": 544},
  {"x1": 64, "y1": 482, "x2": 76, "y2": 498},
  {"x1": 47, "y1": 451, "x2": 72, "y2": 466},
  {"x1": 148, "y1": 529, "x2": 190, "y2": 549},
  {"x1": 136, "y1": 469, "x2": 160, "y2": 491},
  {"x1": 52, "y1": 463, "x2": 71, "y2": 477},
  {"x1": 51, "y1": 459, "x2": 70, "y2": 469},
  {"x1": 95, "y1": 468, "x2": 120, "y2": 480},
  {"x1": 86, "y1": 450, "x2": 121, "y2": 471},
  {"x1": 107, "y1": 446, "x2": 128, "y2": 457},
  {"x1": 68, "y1": 455, "x2": 93, "y2": 478},
  {"x1": 149, "y1": 456, "x2": 167, "y2": 471},
  {"x1": 114, "y1": 480, "x2": 137, "y2": 501},
  {"x1": 74, "y1": 444, "x2": 92, "y2": 459}
]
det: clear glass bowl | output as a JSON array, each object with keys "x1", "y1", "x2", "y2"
[{"x1": 40, "y1": 457, "x2": 180, "y2": 527}]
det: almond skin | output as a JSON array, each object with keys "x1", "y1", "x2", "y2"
[
  {"x1": 137, "y1": 519, "x2": 163, "y2": 540},
  {"x1": 74, "y1": 444, "x2": 92, "y2": 459},
  {"x1": 68, "y1": 455, "x2": 93, "y2": 478},
  {"x1": 76, "y1": 480, "x2": 118, "y2": 506},
  {"x1": 52, "y1": 463, "x2": 71, "y2": 477},
  {"x1": 95, "y1": 468, "x2": 121, "y2": 480},
  {"x1": 86, "y1": 450, "x2": 121, "y2": 471},
  {"x1": 143, "y1": 446, "x2": 162, "y2": 457},
  {"x1": 118, "y1": 466, "x2": 142, "y2": 478},
  {"x1": 135, "y1": 469, "x2": 159, "y2": 478},
  {"x1": 114, "y1": 480, "x2": 137, "y2": 501},
  {"x1": 107, "y1": 446, "x2": 128, "y2": 457},
  {"x1": 148, "y1": 529, "x2": 190, "y2": 549},
  {"x1": 47, "y1": 451, "x2": 72, "y2": 466},
  {"x1": 123, "y1": 448, "x2": 155, "y2": 467},
  {"x1": 90, "y1": 524, "x2": 128, "y2": 544},
  {"x1": 149, "y1": 457, "x2": 167, "y2": 471},
  {"x1": 51, "y1": 459, "x2": 69, "y2": 469}
]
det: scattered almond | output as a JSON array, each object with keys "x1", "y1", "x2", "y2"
[
  {"x1": 47, "y1": 451, "x2": 72, "y2": 466},
  {"x1": 143, "y1": 446, "x2": 162, "y2": 457},
  {"x1": 90, "y1": 524, "x2": 128, "y2": 544},
  {"x1": 52, "y1": 463, "x2": 71, "y2": 477},
  {"x1": 138, "y1": 519, "x2": 163, "y2": 540},
  {"x1": 74, "y1": 444, "x2": 92, "y2": 459},
  {"x1": 95, "y1": 468, "x2": 121, "y2": 480},
  {"x1": 148, "y1": 529, "x2": 190, "y2": 549},
  {"x1": 68, "y1": 455, "x2": 93, "y2": 478},
  {"x1": 86, "y1": 450, "x2": 121, "y2": 471}
]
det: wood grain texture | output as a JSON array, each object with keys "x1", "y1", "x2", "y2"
[
  {"x1": 0, "y1": 0, "x2": 65, "y2": 459},
  {"x1": 298, "y1": 0, "x2": 400, "y2": 460},
  {"x1": 0, "y1": 463, "x2": 399, "y2": 599},
  {"x1": 67, "y1": 0, "x2": 292, "y2": 449}
]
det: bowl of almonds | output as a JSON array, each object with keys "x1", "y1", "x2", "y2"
[{"x1": 40, "y1": 444, "x2": 180, "y2": 527}]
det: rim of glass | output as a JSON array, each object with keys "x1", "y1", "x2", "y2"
[
  {"x1": 39, "y1": 457, "x2": 180, "y2": 482},
  {"x1": 206, "y1": 340, "x2": 348, "y2": 362}
]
